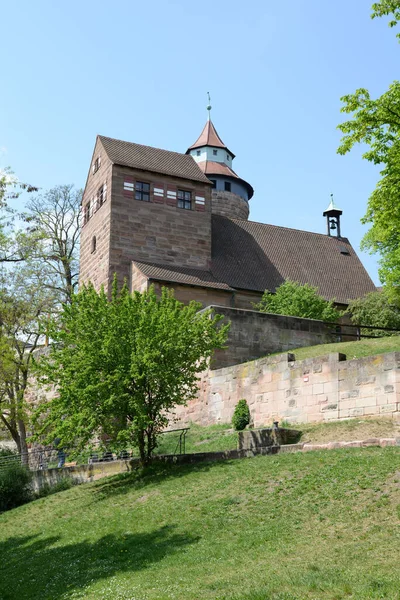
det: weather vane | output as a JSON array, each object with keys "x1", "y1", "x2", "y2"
[{"x1": 206, "y1": 92, "x2": 212, "y2": 119}]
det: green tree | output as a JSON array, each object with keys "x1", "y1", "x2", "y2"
[
  {"x1": 254, "y1": 280, "x2": 342, "y2": 322},
  {"x1": 347, "y1": 288, "x2": 400, "y2": 332},
  {"x1": 0, "y1": 267, "x2": 51, "y2": 459},
  {"x1": 0, "y1": 168, "x2": 38, "y2": 264},
  {"x1": 371, "y1": 1, "x2": 400, "y2": 39},
  {"x1": 337, "y1": 2, "x2": 400, "y2": 298},
  {"x1": 34, "y1": 283, "x2": 229, "y2": 465},
  {"x1": 22, "y1": 185, "x2": 82, "y2": 304}
]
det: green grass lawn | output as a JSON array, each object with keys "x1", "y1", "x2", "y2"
[
  {"x1": 279, "y1": 334, "x2": 400, "y2": 362},
  {"x1": 2, "y1": 447, "x2": 400, "y2": 599}
]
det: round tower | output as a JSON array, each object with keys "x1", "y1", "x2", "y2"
[{"x1": 186, "y1": 105, "x2": 253, "y2": 220}]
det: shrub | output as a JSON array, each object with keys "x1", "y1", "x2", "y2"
[
  {"x1": 0, "y1": 462, "x2": 32, "y2": 512},
  {"x1": 232, "y1": 399, "x2": 251, "y2": 431}
]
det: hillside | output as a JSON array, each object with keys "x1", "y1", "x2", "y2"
[
  {"x1": 277, "y1": 335, "x2": 400, "y2": 361},
  {"x1": 1, "y1": 448, "x2": 400, "y2": 599}
]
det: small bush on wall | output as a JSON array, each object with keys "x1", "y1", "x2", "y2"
[{"x1": 232, "y1": 399, "x2": 251, "y2": 431}]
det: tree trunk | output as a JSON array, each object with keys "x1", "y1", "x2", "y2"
[{"x1": 18, "y1": 419, "x2": 29, "y2": 466}]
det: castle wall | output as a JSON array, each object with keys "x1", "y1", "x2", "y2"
[
  {"x1": 211, "y1": 190, "x2": 249, "y2": 220},
  {"x1": 151, "y1": 281, "x2": 233, "y2": 308},
  {"x1": 207, "y1": 306, "x2": 339, "y2": 369},
  {"x1": 173, "y1": 352, "x2": 400, "y2": 427},
  {"x1": 109, "y1": 165, "x2": 212, "y2": 290},
  {"x1": 79, "y1": 139, "x2": 113, "y2": 290}
]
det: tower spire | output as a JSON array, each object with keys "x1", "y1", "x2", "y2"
[{"x1": 206, "y1": 92, "x2": 212, "y2": 120}]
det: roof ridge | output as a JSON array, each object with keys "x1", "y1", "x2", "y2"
[
  {"x1": 98, "y1": 135, "x2": 192, "y2": 160},
  {"x1": 224, "y1": 215, "x2": 351, "y2": 243}
]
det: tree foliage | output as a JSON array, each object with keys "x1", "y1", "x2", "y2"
[
  {"x1": 371, "y1": 1, "x2": 400, "y2": 39},
  {"x1": 0, "y1": 268, "x2": 51, "y2": 457},
  {"x1": 347, "y1": 288, "x2": 400, "y2": 332},
  {"x1": 254, "y1": 280, "x2": 342, "y2": 322},
  {"x1": 34, "y1": 282, "x2": 229, "y2": 464},
  {"x1": 22, "y1": 185, "x2": 81, "y2": 304},
  {"x1": 337, "y1": 3, "x2": 400, "y2": 297}
]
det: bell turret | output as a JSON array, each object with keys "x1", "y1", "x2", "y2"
[{"x1": 323, "y1": 194, "x2": 343, "y2": 238}]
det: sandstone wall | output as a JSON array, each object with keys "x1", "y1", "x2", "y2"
[
  {"x1": 174, "y1": 351, "x2": 400, "y2": 427},
  {"x1": 211, "y1": 190, "x2": 249, "y2": 220},
  {"x1": 208, "y1": 306, "x2": 339, "y2": 369}
]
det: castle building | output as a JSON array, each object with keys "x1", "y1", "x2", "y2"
[{"x1": 79, "y1": 114, "x2": 375, "y2": 308}]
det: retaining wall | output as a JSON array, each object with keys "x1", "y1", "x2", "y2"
[
  {"x1": 174, "y1": 351, "x2": 400, "y2": 427},
  {"x1": 209, "y1": 306, "x2": 344, "y2": 369}
]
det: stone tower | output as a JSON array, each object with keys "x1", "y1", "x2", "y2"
[{"x1": 186, "y1": 115, "x2": 253, "y2": 221}]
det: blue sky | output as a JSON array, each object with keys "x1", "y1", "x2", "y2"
[{"x1": 1, "y1": 0, "x2": 398, "y2": 285}]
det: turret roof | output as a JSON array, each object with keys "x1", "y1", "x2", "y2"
[{"x1": 187, "y1": 120, "x2": 235, "y2": 157}]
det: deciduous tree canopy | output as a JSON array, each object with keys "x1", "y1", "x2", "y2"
[
  {"x1": 254, "y1": 280, "x2": 342, "y2": 322},
  {"x1": 34, "y1": 283, "x2": 229, "y2": 464}
]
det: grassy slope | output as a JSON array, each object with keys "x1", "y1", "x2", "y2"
[
  {"x1": 2, "y1": 448, "x2": 400, "y2": 599},
  {"x1": 281, "y1": 335, "x2": 400, "y2": 362}
]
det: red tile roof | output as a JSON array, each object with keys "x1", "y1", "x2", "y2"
[
  {"x1": 211, "y1": 216, "x2": 376, "y2": 304},
  {"x1": 187, "y1": 120, "x2": 235, "y2": 157},
  {"x1": 99, "y1": 135, "x2": 211, "y2": 184},
  {"x1": 132, "y1": 261, "x2": 234, "y2": 291},
  {"x1": 197, "y1": 161, "x2": 254, "y2": 199}
]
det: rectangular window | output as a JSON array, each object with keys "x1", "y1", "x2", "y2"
[
  {"x1": 135, "y1": 181, "x2": 150, "y2": 201},
  {"x1": 224, "y1": 181, "x2": 231, "y2": 192},
  {"x1": 196, "y1": 150, "x2": 201, "y2": 156},
  {"x1": 210, "y1": 179, "x2": 216, "y2": 189},
  {"x1": 213, "y1": 149, "x2": 218, "y2": 156},
  {"x1": 92, "y1": 156, "x2": 101, "y2": 174},
  {"x1": 84, "y1": 202, "x2": 90, "y2": 224},
  {"x1": 177, "y1": 190, "x2": 191, "y2": 210},
  {"x1": 97, "y1": 184, "x2": 106, "y2": 207}
]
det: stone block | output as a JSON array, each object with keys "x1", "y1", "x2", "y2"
[
  {"x1": 384, "y1": 385, "x2": 395, "y2": 393},
  {"x1": 349, "y1": 408, "x2": 364, "y2": 417},
  {"x1": 364, "y1": 406, "x2": 380, "y2": 416},
  {"x1": 355, "y1": 396, "x2": 377, "y2": 408},
  {"x1": 380, "y1": 403, "x2": 398, "y2": 414},
  {"x1": 312, "y1": 383, "x2": 324, "y2": 395}
]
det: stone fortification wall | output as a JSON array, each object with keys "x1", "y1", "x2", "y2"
[
  {"x1": 174, "y1": 351, "x2": 400, "y2": 427},
  {"x1": 211, "y1": 190, "x2": 249, "y2": 220},
  {"x1": 209, "y1": 306, "x2": 339, "y2": 369}
]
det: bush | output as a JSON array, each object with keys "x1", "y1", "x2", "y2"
[
  {"x1": 232, "y1": 399, "x2": 251, "y2": 431},
  {"x1": 0, "y1": 462, "x2": 32, "y2": 512}
]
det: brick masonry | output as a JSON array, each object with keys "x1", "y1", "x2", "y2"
[{"x1": 173, "y1": 351, "x2": 400, "y2": 427}]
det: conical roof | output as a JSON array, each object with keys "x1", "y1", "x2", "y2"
[
  {"x1": 186, "y1": 120, "x2": 235, "y2": 157},
  {"x1": 323, "y1": 197, "x2": 342, "y2": 215}
]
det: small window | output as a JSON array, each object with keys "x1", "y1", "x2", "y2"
[
  {"x1": 91, "y1": 236, "x2": 97, "y2": 253},
  {"x1": 97, "y1": 184, "x2": 106, "y2": 207},
  {"x1": 93, "y1": 156, "x2": 101, "y2": 174},
  {"x1": 340, "y1": 246, "x2": 350, "y2": 255},
  {"x1": 84, "y1": 202, "x2": 90, "y2": 224},
  {"x1": 213, "y1": 149, "x2": 218, "y2": 156},
  {"x1": 196, "y1": 150, "x2": 201, "y2": 156},
  {"x1": 177, "y1": 190, "x2": 191, "y2": 210},
  {"x1": 210, "y1": 179, "x2": 217, "y2": 189},
  {"x1": 224, "y1": 181, "x2": 231, "y2": 192},
  {"x1": 135, "y1": 181, "x2": 150, "y2": 202},
  {"x1": 226, "y1": 154, "x2": 230, "y2": 161}
]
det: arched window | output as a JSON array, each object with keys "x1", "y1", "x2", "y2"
[{"x1": 91, "y1": 236, "x2": 97, "y2": 253}]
